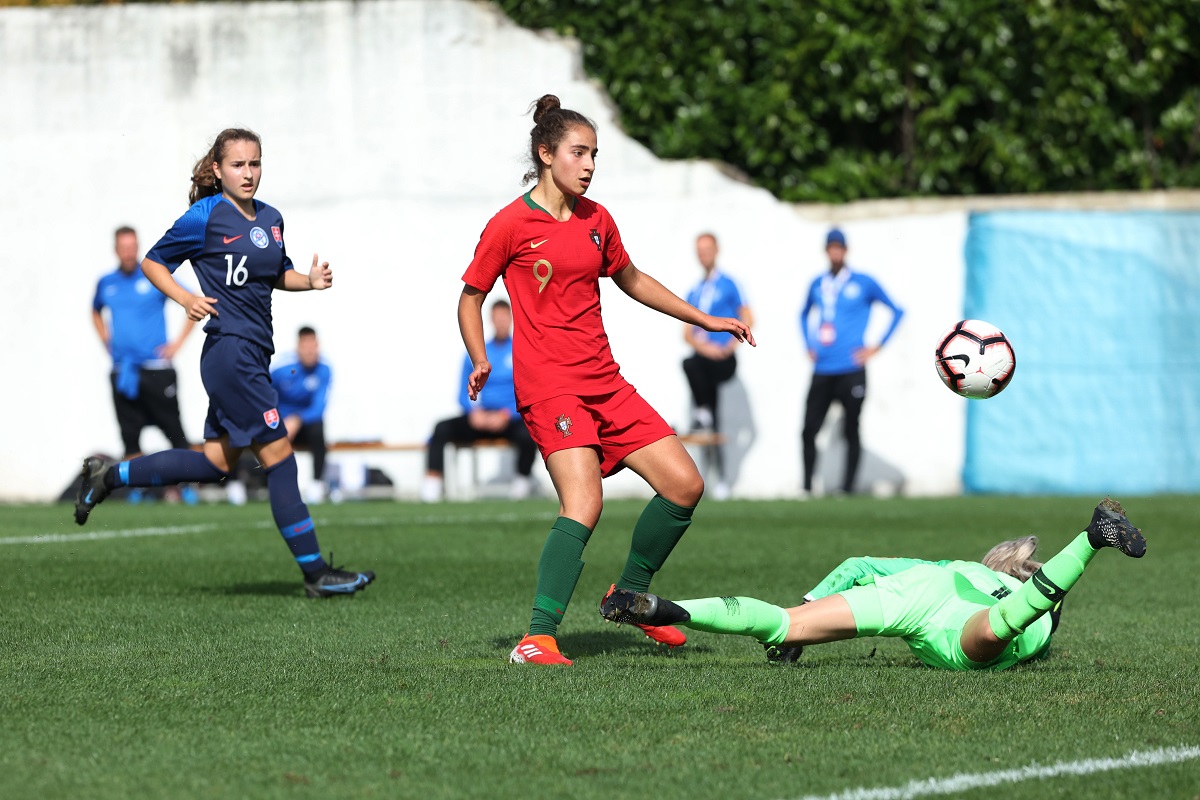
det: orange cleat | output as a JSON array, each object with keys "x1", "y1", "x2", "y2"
[
  {"x1": 509, "y1": 634, "x2": 573, "y2": 665},
  {"x1": 600, "y1": 584, "x2": 687, "y2": 648}
]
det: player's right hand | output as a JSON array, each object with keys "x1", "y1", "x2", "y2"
[
  {"x1": 467, "y1": 361, "x2": 492, "y2": 401},
  {"x1": 185, "y1": 295, "x2": 219, "y2": 320}
]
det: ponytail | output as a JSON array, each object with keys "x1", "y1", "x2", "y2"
[{"x1": 188, "y1": 127, "x2": 262, "y2": 205}]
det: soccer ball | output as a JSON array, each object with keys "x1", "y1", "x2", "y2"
[{"x1": 934, "y1": 320, "x2": 1016, "y2": 399}]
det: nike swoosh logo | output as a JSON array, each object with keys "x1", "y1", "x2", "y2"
[
  {"x1": 223, "y1": 235, "x2": 243, "y2": 244},
  {"x1": 530, "y1": 239, "x2": 549, "y2": 249}
]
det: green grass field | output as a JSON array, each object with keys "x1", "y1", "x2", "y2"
[{"x1": 2, "y1": 496, "x2": 1197, "y2": 799}]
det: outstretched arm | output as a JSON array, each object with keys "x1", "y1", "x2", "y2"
[
  {"x1": 613, "y1": 264, "x2": 755, "y2": 346},
  {"x1": 806, "y1": 556, "x2": 946, "y2": 601}
]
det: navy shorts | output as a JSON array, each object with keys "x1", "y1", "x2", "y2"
[{"x1": 199, "y1": 335, "x2": 286, "y2": 448}]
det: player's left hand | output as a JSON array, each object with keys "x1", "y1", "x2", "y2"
[
  {"x1": 853, "y1": 345, "x2": 880, "y2": 365},
  {"x1": 156, "y1": 340, "x2": 182, "y2": 359},
  {"x1": 308, "y1": 254, "x2": 333, "y2": 290},
  {"x1": 703, "y1": 315, "x2": 756, "y2": 348}
]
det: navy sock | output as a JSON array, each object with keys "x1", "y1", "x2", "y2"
[
  {"x1": 112, "y1": 449, "x2": 228, "y2": 488},
  {"x1": 266, "y1": 454, "x2": 327, "y2": 576}
]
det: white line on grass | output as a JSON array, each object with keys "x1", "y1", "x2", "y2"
[
  {"x1": 0, "y1": 524, "x2": 219, "y2": 546},
  {"x1": 791, "y1": 745, "x2": 1200, "y2": 800},
  {"x1": 2, "y1": 510, "x2": 555, "y2": 546}
]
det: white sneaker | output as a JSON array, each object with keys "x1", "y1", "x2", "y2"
[
  {"x1": 509, "y1": 475, "x2": 533, "y2": 500},
  {"x1": 711, "y1": 481, "x2": 731, "y2": 501},
  {"x1": 419, "y1": 475, "x2": 443, "y2": 503},
  {"x1": 226, "y1": 479, "x2": 247, "y2": 507},
  {"x1": 304, "y1": 480, "x2": 327, "y2": 505}
]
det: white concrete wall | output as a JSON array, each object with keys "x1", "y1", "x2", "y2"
[{"x1": 0, "y1": 0, "x2": 970, "y2": 501}]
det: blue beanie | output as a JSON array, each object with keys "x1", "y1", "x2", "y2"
[{"x1": 826, "y1": 228, "x2": 847, "y2": 247}]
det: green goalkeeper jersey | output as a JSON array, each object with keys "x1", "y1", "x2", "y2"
[{"x1": 807, "y1": 556, "x2": 1053, "y2": 671}]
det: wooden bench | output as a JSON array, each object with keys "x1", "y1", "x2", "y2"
[
  {"x1": 306, "y1": 433, "x2": 726, "y2": 499},
  {"x1": 319, "y1": 438, "x2": 515, "y2": 500}
]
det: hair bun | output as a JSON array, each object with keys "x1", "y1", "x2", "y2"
[{"x1": 532, "y1": 94, "x2": 561, "y2": 124}]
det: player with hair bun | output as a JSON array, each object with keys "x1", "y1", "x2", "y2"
[
  {"x1": 460, "y1": 95, "x2": 756, "y2": 665},
  {"x1": 73, "y1": 128, "x2": 374, "y2": 598},
  {"x1": 602, "y1": 499, "x2": 1146, "y2": 670}
]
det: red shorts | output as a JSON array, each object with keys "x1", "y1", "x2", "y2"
[{"x1": 521, "y1": 383, "x2": 676, "y2": 477}]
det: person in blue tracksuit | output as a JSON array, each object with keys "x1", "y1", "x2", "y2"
[
  {"x1": 73, "y1": 127, "x2": 373, "y2": 598},
  {"x1": 799, "y1": 228, "x2": 903, "y2": 496},
  {"x1": 271, "y1": 326, "x2": 333, "y2": 491},
  {"x1": 420, "y1": 300, "x2": 537, "y2": 501},
  {"x1": 92, "y1": 226, "x2": 196, "y2": 458}
]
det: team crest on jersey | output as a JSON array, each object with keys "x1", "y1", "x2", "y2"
[
  {"x1": 555, "y1": 414, "x2": 573, "y2": 438},
  {"x1": 271, "y1": 226, "x2": 283, "y2": 248},
  {"x1": 263, "y1": 408, "x2": 280, "y2": 429},
  {"x1": 250, "y1": 227, "x2": 269, "y2": 249},
  {"x1": 589, "y1": 228, "x2": 602, "y2": 251}
]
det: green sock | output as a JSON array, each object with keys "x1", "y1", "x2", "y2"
[
  {"x1": 528, "y1": 517, "x2": 593, "y2": 637},
  {"x1": 989, "y1": 532, "x2": 1098, "y2": 639},
  {"x1": 617, "y1": 494, "x2": 694, "y2": 592},
  {"x1": 677, "y1": 596, "x2": 792, "y2": 646}
]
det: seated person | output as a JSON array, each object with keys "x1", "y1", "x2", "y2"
[
  {"x1": 421, "y1": 300, "x2": 536, "y2": 501},
  {"x1": 270, "y1": 326, "x2": 332, "y2": 502}
]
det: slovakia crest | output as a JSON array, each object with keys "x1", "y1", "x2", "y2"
[
  {"x1": 264, "y1": 408, "x2": 280, "y2": 429},
  {"x1": 272, "y1": 226, "x2": 283, "y2": 248},
  {"x1": 250, "y1": 226, "x2": 269, "y2": 249},
  {"x1": 555, "y1": 414, "x2": 573, "y2": 438}
]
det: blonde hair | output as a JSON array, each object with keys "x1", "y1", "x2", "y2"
[{"x1": 981, "y1": 535, "x2": 1042, "y2": 582}]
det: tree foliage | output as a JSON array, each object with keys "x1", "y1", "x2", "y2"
[{"x1": 497, "y1": 0, "x2": 1200, "y2": 202}]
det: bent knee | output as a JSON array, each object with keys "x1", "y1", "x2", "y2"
[{"x1": 664, "y1": 471, "x2": 704, "y2": 508}]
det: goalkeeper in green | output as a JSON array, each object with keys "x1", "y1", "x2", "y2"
[{"x1": 600, "y1": 499, "x2": 1145, "y2": 671}]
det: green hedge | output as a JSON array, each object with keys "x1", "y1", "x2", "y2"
[{"x1": 497, "y1": 0, "x2": 1200, "y2": 202}]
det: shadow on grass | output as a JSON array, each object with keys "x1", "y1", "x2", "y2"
[
  {"x1": 491, "y1": 628, "x2": 714, "y2": 658},
  {"x1": 207, "y1": 581, "x2": 305, "y2": 597}
]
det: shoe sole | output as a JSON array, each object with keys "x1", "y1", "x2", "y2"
[
  {"x1": 1091, "y1": 498, "x2": 1147, "y2": 558},
  {"x1": 304, "y1": 575, "x2": 374, "y2": 598},
  {"x1": 74, "y1": 458, "x2": 105, "y2": 526},
  {"x1": 600, "y1": 588, "x2": 658, "y2": 625}
]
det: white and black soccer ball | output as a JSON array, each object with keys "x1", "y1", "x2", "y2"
[{"x1": 934, "y1": 320, "x2": 1016, "y2": 399}]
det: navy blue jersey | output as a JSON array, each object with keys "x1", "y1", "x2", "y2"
[
  {"x1": 145, "y1": 195, "x2": 294, "y2": 353},
  {"x1": 93, "y1": 266, "x2": 170, "y2": 366}
]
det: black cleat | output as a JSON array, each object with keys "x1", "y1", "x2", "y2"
[
  {"x1": 74, "y1": 456, "x2": 116, "y2": 526},
  {"x1": 599, "y1": 587, "x2": 690, "y2": 627},
  {"x1": 763, "y1": 642, "x2": 804, "y2": 664},
  {"x1": 304, "y1": 555, "x2": 375, "y2": 598},
  {"x1": 1086, "y1": 498, "x2": 1147, "y2": 558}
]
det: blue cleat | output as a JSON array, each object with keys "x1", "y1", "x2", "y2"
[
  {"x1": 304, "y1": 555, "x2": 375, "y2": 598},
  {"x1": 74, "y1": 456, "x2": 116, "y2": 525}
]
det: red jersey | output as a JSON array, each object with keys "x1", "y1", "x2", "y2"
[{"x1": 462, "y1": 192, "x2": 632, "y2": 408}]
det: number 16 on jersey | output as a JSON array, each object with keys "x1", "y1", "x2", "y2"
[{"x1": 225, "y1": 254, "x2": 248, "y2": 286}]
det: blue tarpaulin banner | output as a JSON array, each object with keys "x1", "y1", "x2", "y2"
[{"x1": 963, "y1": 210, "x2": 1200, "y2": 494}]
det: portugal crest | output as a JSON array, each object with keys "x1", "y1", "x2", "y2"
[
  {"x1": 555, "y1": 414, "x2": 573, "y2": 438},
  {"x1": 264, "y1": 408, "x2": 280, "y2": 429},
  {"x1": 589, "y1": 228, "x2": 601, "y2": 251}
]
